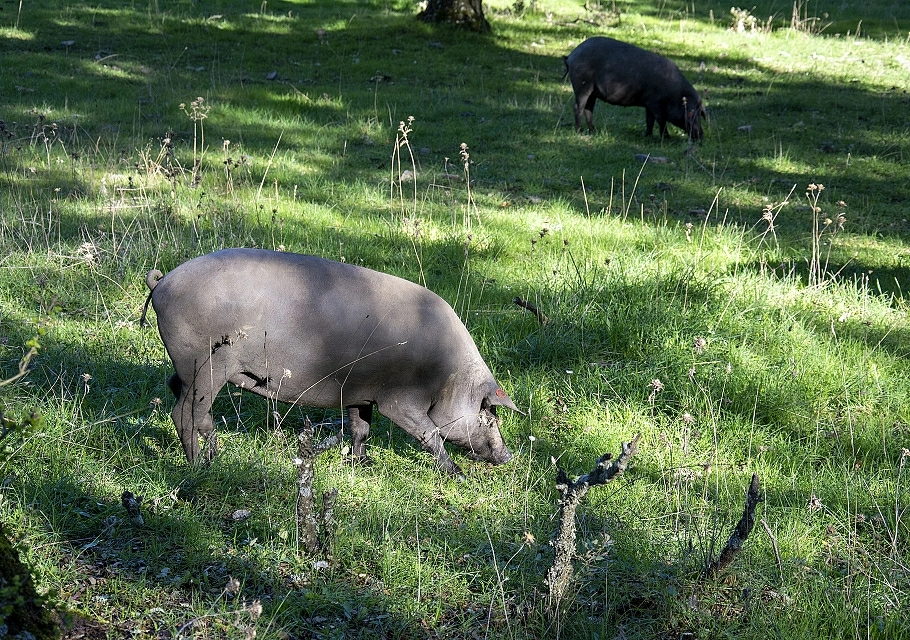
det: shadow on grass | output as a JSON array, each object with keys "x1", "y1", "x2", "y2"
[
  {"x1": 16, "y1": 474, "x2": 430, "y2": 637},
  {"x1": 2, "y1": 0, "x2": 908, "y2": 242},
  {"x1": 3, "y1": 3, "x2": 909, "y2": 634}
]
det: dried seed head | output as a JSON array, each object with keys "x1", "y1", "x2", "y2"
[
  {"x1": 807, "y1": 494, "x2": 823, "y2": 513},
  {"x1": 648, "y1": 378, "x2": 664, "y2": 404},
  {"x1": 225, "y1": 576, "x2": 241, "y2": 596},
  {"x1": 246, "y1": 600, "x2": 263, "y2": 620}
]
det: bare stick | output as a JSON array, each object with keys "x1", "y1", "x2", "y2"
[
  {"x1": 760, "y1": 517, "x2": 783, "y2": 581},
  {"x1": 0, "y1": 343, "x2": 38, "y2": 389},
  {"x1": 513, "y1": 296, "x2": 549, "y2": 325},
  {"x1": 546, "y1": 434, "x2": 640, "y2": 611},
  {"x1": 295, "y1": 417, "x2": 319, "y2": 553},
  {"x1": 703, "y1": 473, "x2": 763, "y2": 579}
]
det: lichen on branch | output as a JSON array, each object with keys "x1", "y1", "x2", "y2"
[{"x1": 546, "y1": 434, "x2": 641, "y2": 610}]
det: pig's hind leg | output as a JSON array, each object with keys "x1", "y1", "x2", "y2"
[
  {"x1": 572, "y1": 83, "x2": 598, "y2": 132},
  {"x1": 644, "y1": 103, "x2": 670, "y2": 138},
  {"x1": 169, "y1": 364, "x2": 222, "y2": 464},
  {"x1": 345, "y1": 403, "x2": 373, "y2": 464},
  {"x1": 645, "y1": 109, "x2": 656, "y2": 136}
]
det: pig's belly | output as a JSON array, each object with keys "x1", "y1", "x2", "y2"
[{"x1": 226, "y1": 365, "x2": 378, "y2": 409}]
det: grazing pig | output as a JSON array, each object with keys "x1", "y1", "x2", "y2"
[
  {"x1": 565, "y1": 36, "x2": 706, "y2": 140},
  {"x1": 142, "y1": 248, "x2": 517, "y2": 477}
]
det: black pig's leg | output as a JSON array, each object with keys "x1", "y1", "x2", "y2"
[
  {"x1": 170, "y1": 362, "x2": 220, "y2": 464},
  {"x1": 652, "y1": 101, "x2": 670, "y2": 138},
  {"x1": 582, "y1": 94, "x2": 597, "y2": 132},
  {"x1": 645, "y1": 109, "x2": 656, "y2": 136},
  {"x1": 573, "y1": 84, "x2": 597, "y2": 132},
  {"x1": 379, "y1": 402, "x2": 464, "y2": 478},
  {"x1": 346, "y1": 403, "x2": 373, "y2": 463}
]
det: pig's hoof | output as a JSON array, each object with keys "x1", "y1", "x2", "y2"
[
  {"x1": 345, "y1": 454, "x2": 373, "y2": 467},
  {"x1": 201, "y1": 432, "x2": 218, "y2": 464},
  {"x1": 447, "y1": 462, "x2": 466, "y2": 480}
]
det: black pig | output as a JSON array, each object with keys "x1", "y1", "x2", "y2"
[
  {"x1": 142, "y1": 249, "x2": 517, "y2": 477},
  {"x1": 565, "y1": 37, "x2": 706, "y2": 140}
]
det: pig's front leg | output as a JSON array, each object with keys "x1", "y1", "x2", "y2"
[
  {"x1": 382, "y1": 406, "x2": 465, "y2": 478},
  {"x1": 422, "y1": 428, "x2": 465, "y2": 480}
]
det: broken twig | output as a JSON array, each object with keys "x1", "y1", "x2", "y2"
[
  {"x1": 121, "y1": 490, "x2": 145, "y2": 526},
  {"x1": 702, "y1": 473, "x2": 763, "y2": 579},
  {"x1": 513, "y1": 296, "x2": 548, "y2": 325},
  {"x1": 546, "y1": 434, "x2": 640, "y2": 610}
]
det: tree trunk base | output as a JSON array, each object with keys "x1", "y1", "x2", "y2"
[
  {"x1": 0, "y1": 522, "x2": 59, "y2": 639},
  {"x1": 418, "y1": 0, "x2": 491, "y2": 32}
]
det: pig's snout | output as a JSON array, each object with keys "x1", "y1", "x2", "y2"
[{"x1": 464, "y1": 444, "x2": 512, "y2": 465}]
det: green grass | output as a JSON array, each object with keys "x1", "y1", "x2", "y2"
[{"x1": 1, "y1": 0, "x2": 909, "y2": 637}]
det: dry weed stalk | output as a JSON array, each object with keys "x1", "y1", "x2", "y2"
[
  {"x1": 806, "y1": 183, "x2": 847, "y2": 287},
  {"x1": 390, "y1": 116, "x2": 418, "y2": 220},
  {"x1": 757, "y1": 183, "x2": 797, "y2": 251},
  {"x1": 459, "y1": 142, "x2": 478, "y2": 230},
  {"x1": 180, "y1": 97, "x2": 210, "y2": 187},
  {"x1": 790, "y1": 0, "x2": 831, "y2": 34}
]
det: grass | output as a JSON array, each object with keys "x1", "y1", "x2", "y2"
[{"x1": 1, "y1": 0, "x2": 909, "y2": 637}]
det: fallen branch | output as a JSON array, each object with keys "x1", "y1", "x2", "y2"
[
  {"x1": 513, "y1": 296, "x2": 548, "y2": 325},
  {"x1": 702, "y1": 473, "x2": 763, "y2": 579},
  {"x1": 294, "y1": 416, "x2": 341, "y2": 555},
  {"x1": 546, "y1": 434, "x2": 640, "y2": 611}
]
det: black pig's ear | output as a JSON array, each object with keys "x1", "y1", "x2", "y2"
[{"x1": 483, "y1": 386, "x2": 524, "y2": 415}]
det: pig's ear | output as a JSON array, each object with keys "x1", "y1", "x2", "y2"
[{"x1": 484, "y1": 387, "x2": 524, "y2": 415}]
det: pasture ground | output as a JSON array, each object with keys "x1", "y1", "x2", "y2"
[{"x1": 1, "y1": 0, "x2": 909, "y2": 637}]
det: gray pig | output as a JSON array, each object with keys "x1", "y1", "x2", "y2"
[
  {"x1": 142, "y1": 248, "x2": 517, "y2": 477},
  {"x1": 565, "y1": 36, "x2": 706, "y2": 140}
]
